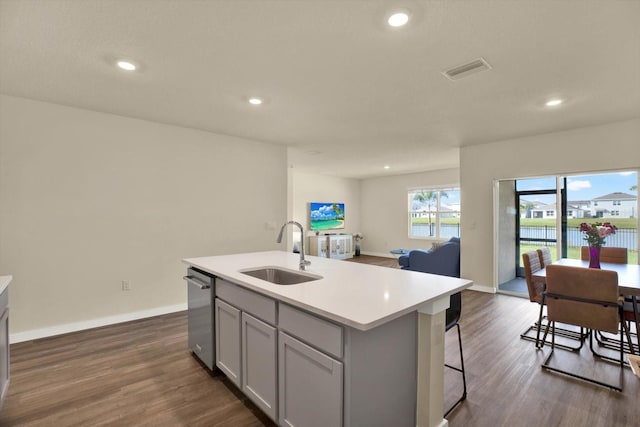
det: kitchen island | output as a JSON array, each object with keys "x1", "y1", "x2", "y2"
[{"x1": 183, "y1": 251, "x2": 472, "y2": 427}]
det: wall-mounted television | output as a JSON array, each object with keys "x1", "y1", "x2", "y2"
[{"x1": 309, "y1": 202, "x2": 345, "y2": 231}]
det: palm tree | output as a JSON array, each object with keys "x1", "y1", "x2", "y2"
[
  {"x1": 413, "y1": 191, "x2": 448, "y2": 236},
  {"x1": 519, "y1": 201, "x2": 535, "y2": 218},
  {"x1": 331, "y1": 203, "x2": 344, "y2": 219},
  {"x1": 631, "y1": 185, "x2": 638, "y2": 191}
]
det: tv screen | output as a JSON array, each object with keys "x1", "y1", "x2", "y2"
[{"x1": 309, "y1": 202, "x2": 345, "y2": 231}]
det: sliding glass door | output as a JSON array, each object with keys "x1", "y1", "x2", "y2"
[
  {"x1": 497, "y1": 170, "x2": 638, "y2": 296},
  {"x1": 564, "y1": 172, "x2": 638, "y2": 263},
  {"x1": 515, "y1": 179, "x2": 559, "y2": 277}
]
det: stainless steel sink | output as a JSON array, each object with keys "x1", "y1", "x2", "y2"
[{"x1": 239, "y1": 266, "x2": 322, "y2": 285}]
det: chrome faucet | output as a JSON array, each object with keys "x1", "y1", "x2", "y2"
[{"x1": 276, "y1": 221, "x2": 311, "y2": 271}]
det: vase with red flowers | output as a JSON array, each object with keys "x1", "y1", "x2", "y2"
[{"x1": 579, "y1": 221, "x2": 617, "y2": 268}]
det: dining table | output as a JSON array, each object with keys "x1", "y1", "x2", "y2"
[{"x1": 532, "y1": 258, "x2": 640, "y2": 297}]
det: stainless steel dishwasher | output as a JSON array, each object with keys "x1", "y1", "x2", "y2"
[{"x1": 184, "y1": 267, "x2": 215, "y2": 370}]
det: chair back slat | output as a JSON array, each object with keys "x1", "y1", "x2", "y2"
[
  {"x1": 537, "y1": 247, "x2": 553, "y2": 267},
  {"x1": 580, "y1": 246, "x2": 628, "y2": 264},
  {"x1": 545, "y1": 265, "x2": 619, "y2": 334},
  {"x1": 522, "y1": 251, "x2": 544, "y2": 303}
]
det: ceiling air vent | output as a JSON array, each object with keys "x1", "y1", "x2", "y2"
[{"x1": 442, "y1": 57, "x2": 492, "y2": 81}]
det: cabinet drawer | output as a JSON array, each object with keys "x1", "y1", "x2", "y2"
[
  {"x1": 279, "y1": 304, "x2": 343, "y2": 359},
  {"x1": 216, "y1": 279, "x2": 276, "y2": 325}
]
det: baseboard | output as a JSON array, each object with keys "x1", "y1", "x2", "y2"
[
  {"x1": 469, "y1": 284, "x2": 496, "y2": 294},
  {"x1": 10, "y1": 303, "x2": 187, "y2": 344}
]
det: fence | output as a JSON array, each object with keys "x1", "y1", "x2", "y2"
[
  {"x1": 411, "y1": 224, "x2": 637, "y2": 250},
  {"x1": 410, "y1": 223, "x2": 461, "y2": 239},
  {"x1": 519, "y1": 226, "x2": 637, "y2": 250}
]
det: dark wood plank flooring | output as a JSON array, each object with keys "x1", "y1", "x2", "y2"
[
  {"x1": 345, "y1": 254, "x2": 400, "y2": 268},
  {"x1": 2, "y1": 265, "x2": 639, "y2": 425}
]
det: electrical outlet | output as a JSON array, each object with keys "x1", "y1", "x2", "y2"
[{"x1": 122, "y1": 280, "x2": 131, "y2": 291}]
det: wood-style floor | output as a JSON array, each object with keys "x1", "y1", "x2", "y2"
[
  {"x1": 344, "y1": 254, "x2": 400, "y2": 268},
  {"x1": 2, "y1": 260, "x2": 639, "y2": 426}
]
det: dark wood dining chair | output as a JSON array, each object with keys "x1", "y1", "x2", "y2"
[
  {"x1": 542, "y1": 265, "x2": 633, "y2": 391},
  {"x1": 580, "y1": 246, "x2": 628, "y2": 264},
  {"x1": 520, "y1": 251, "x2": 583, "y2": 350}
]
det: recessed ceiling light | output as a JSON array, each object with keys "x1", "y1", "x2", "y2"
[
  {"x1": 116, "y1": 60, "x2": 136, "y2": 71},
  {"x1": 384, "y1": 165, "x2": 391, "y2": 170},
  {"x1": 248, "y1": 97, "x2": 263, "y2": 105},
  {"x1": 545, "y1": 99, "x2": 563, "y2": 107},
  {"x1": 388, "y1": 12, "x2": 410, "y2": 27}
]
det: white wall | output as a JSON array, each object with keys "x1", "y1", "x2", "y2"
[
  {"x1": 0, "y1": 95, "x2": 287, "y2": 339},
  {"x1": 290, "y1": 170, "x2": 361, "y2": 252},
  {"x1": 497, "y1": 180, "x2": 516, "y2": 284},
  {"x1": 360, "y1": 169, "x2": 460, "y2": 257},
  {"x1": 461, "y1": 118, "x2": 640, "y2": 290}
]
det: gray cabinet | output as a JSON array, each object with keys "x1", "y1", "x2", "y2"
[
  {"x1": 210, "y1": 279, "x2": 417, "y2": 427},
  {"x1": 242, "y1": 312, "x2": 277, "y2": 421},
  {"x1": 278, "y1": 331, "x2": 343, "y2": 427},
  {"x1": 0, "y1": 288, "x2": 8, "y2": 411},
  {"x1": 215, "y1": 280, "x2": 278, "y2": 422},
  {"x1": 214, "y1": 298, "x2": 241, "y2": 387}
]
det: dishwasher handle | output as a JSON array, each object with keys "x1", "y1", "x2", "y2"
[{"x1": 183, "y1": 275, "x2": 211, "y2": 290}]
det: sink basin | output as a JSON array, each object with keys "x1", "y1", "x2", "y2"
[{"x1": 239, "y1": 266, "x2": 322, "y2": 285}]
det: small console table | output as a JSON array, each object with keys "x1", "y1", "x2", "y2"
[{"x1": 309, "y1": 234, "x2": 353, "y2": 259}]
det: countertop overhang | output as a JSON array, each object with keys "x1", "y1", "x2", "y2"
[{"x1": 183, "y1": 251, "x2": 472, "y2": 331}]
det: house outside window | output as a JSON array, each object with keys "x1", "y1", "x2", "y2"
[
  {"x1": 546, "y1": 210, "x2": 555, "y2": 217},
  {"x1": 408, "y1": 188, "x2": 461, "y2": 239}
]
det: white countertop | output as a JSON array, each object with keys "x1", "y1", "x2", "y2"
[
  {"x1": 183, "y1": 251, "x2": 472, "y2": 331},
  {"x1": 0, "y1": 275, "x2": 12, "y2": 295}
]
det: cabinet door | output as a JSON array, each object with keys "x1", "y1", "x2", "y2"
[
  {"x1": 0, "y1": 307, "x2": 8, "y2": 410},
  {"x1": 279, "y1": 332, "x2": 343, "y2": 427},
  {"x1": 215, "y1": 299, "x2": 241, "y2": 387},
  {"x1": 242, "y1": 313, "x2": 277, "y2": 421}
]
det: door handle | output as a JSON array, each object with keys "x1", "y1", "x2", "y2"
[{"x1": 183, "y1": 275, "x2": 211, "y2": 290}]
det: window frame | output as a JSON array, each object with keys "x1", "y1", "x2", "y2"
[{"x1": 408, "y1": 187, "x2": 461, "y2": 240}]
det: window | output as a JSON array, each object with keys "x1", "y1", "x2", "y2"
[
  {"x1": 613, "y1": 200, "x2": 621, "y2": 206},
  {"x1": 408, "y1": 188, "x2": 460, "y2": 239},
  {"x1": 546, "y1": 211, "x2": 555, "y2": 217}
]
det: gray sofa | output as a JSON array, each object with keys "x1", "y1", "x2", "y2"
[{"x1": 398, "y1": 237, "x2": 461, "y2": 278}]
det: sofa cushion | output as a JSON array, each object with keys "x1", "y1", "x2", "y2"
[{"x1": 401, "y1": 242, "x2": 460, "y2": 278}]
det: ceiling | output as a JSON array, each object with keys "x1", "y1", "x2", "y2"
[{"x1": 1, "y1": 0, "x2": 639, "y2": 179}]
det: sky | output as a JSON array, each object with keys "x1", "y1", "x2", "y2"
[{"x1": 517, "y1": 171, "x2": 638, "y2": 204}]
